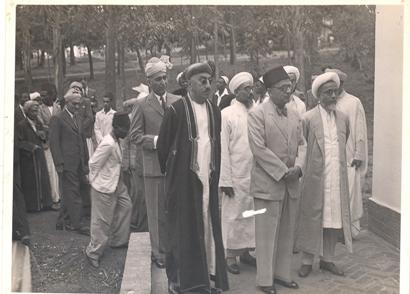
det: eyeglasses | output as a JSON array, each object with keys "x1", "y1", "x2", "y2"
[{"x1": 272, "y1": 85, "x2": 292, "y2": 93}]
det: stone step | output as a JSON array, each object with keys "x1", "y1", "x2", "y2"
[{"x1": 120, "y1": 232, "x2": 151, "y2": 294}]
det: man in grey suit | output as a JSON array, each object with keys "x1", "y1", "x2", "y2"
[
  {"x1": 129, "y1": 57, "x2": 180, "y2": 268},
  {"x1": 248, "y1": 66, "x2": 306, "y2": 294},
  {"x1": 49, "y1": 89, "x2": 90, "y2": 235}
]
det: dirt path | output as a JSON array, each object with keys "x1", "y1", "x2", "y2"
[{"x1": 29, "y1": 211, "x2": 127, "y2": 293}]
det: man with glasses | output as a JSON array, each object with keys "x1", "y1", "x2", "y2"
[
  {"x1": 129, "y1": 57, "x2": 180, "y2": 269},
  {"x1": 248, "y1": 66, "x2": 306, "y2": 294},
  {"x1": 157, "y1": 62, "x2": 229, "y2": 294},
  {"x1": 296, "y1": 72, "x2": 352, "y2": 278}
]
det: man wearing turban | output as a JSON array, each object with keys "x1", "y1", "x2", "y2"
[
  {"x1": 16, "y1": 100, "x2": 53, "y2": 212},
  {"x1": 296, "y1": 72, "x2": 353, "y2": 278},
  {"x1": 219, "y1": 72, "x2": 256, "y2": 275},
  {"x1": 212, "y1": 75, "x2": 235, "y2": 110},
  {"x1": 248, "y1": 66, "x2": 306, "y2": 294},
  {"x1": 157, "y1": 62, "x2": 229, "y2": 293},
  {"x1": 325, "y1": 68, "x2": 368, "y2": 239},
  {"x1": 49, "y1": 90, "x2": 90, "y2": 235},
  {"x1": 85, "y1": 112, "x2": 132, "y2": 268},
  {"x1": 129, "y1": 57, "x2": 180, "y2": 269},
  {"x1": 283, "y1": 65, "x2": 306, "y2": 117}
]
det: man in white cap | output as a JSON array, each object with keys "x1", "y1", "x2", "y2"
[
  {"x1": 157, "y1": 62, "x2": 228, "y2": 294},
  {"x1": 284, "y1": 65, "x2": 306, "y2": 117},
  {"x1": 325, "y1": 68, "x2": 368, "y2": 239},
  {"x1": 248, "y1": 66, "x2": 305, "y2": 294},
  {"x1": 213, "y1": 75, "x2": 234, "y2": 110},
  {"x1": 129, "y1": 57, "x2": 180, "y2": 268},
  {"x1": 49, "y1": 88, "x2": 90, "y2": 235},
  {"x1": 296, "y1": 72, "x2": 352, "y2": 278},
  {"x1": 220, "y1": 72, "x2": 256, "y2": 275}
]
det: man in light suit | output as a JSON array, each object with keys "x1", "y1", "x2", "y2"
[
  {"x1": 49, "y1": 89, "x2": 90, "y2": 235},
  {"x1": 248, "y1": 66, "x2": 306, "y2": 294},
  {"x1": 85, "y1": 112, "x2": 132, "y2": 268},
  {"x1": 129, "y1": 57, "x2": 180, "y2": 268}
]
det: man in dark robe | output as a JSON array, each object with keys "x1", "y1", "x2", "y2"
[
  {"x1": 157, "y1": 62, "x2": 229, "y2": 294},
  {"x1": 16, "y1": 101, "x2": 53, "y2": 211}
]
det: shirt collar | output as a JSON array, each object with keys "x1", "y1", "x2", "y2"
[
  {"x1": 216, "y1": 88, "x2": 228, "y2": 98},
  {"x1": 154, "y1": 92, "x2": 167, "y2": 102},
  {"x1": 101, "y1": 108, "x2": 115, "y2": 115}
]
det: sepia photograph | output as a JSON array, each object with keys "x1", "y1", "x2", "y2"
[{"x1": 1, "y1": 1, "x2": 407, "y2": 293}]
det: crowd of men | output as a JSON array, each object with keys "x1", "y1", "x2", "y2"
[{"x1": 12, "y1": 55, "x2": 368, "y2": 294}]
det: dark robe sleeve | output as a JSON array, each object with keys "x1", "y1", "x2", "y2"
[{"x1": 157, "y1": 105, "x2": 178, "y2": 174}]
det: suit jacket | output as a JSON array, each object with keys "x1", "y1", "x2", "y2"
[
  {"x1": 248, "y1": 99, "x2": 306, "y2": 201},
  {"x1": 78, "y1": 97, "x2": 94, "y2": 138},
  {"x1": 49, "y1": 109, "x2": 89, "y2": 174},
  {"x1": 89, "y1": 134, "x2": 122, "y2": 194},
  {"x1": 129, "y1": 91, "x2": 180, "y2": 177},
  {"x1": 38, "y1": 103, "x2": 61, "y2": 127}
]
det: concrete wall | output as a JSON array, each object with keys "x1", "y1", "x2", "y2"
[{"x1": 371, "y1": 5, "x2": 403, "y2": 213}]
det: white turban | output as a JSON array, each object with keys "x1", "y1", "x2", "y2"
[
  {"x1": 29, "y1": 92, "x2": 41, "y2": 100},
  {"x1": 145, "y1": 57, "x2": 167, "y2": 78},
  {"x1": 229, "y1": 72, "x2": 253, "y2": 94},
  {"x1": 325, "y1": 68, "x2": 347, "y2": 81},
  {"x1": 311, "y1": 72, "x2": 340, "y2": 99},
  {"x1": 284, "y1": 65, "x2": 300, "y2": 82},
  {"x1": 221, "y1": 75, "x2": 229, "y2": 85}
]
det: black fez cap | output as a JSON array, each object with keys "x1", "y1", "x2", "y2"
[
  {"x1": 185, "y1": 62, "x2": 212, "y2": 80},
  {"x1": 262, "y1": 66, "x2": 289, "y2": 88},
  {"x1": 112, "y1": 111, "x2": 130, "y2": 128}
]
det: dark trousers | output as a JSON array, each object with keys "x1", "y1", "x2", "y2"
[{"x1": 57, "y1": 170, "x2": 83, "y2": 229}]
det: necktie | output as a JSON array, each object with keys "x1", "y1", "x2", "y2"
[{"x1": 160, "y1": 95, "x2": 166, "y2": 111}]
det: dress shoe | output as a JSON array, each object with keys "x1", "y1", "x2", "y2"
[
  {"x1": 319, "y1": 260, "x2": 344, "y2": 276},
  {"x1": 226, "y1": 261, "x2": 240, "y2": 274},
  {"x1": 151, "y1": 254, "x2": 165, "y2": 268},
  {"x1": 274, "y1": 278, "x2": 299, "y2": 289},
  {"x1": 258, "y1": 286, "x2": 276, "y2": 294},
  {"x1": 110, "y1": 243, "x2": 129, "y2": 249},
  {"x1": 240, "y1": 251, "x2": 256, "y2": 267},
  {"x1": 85, "y1": 253, "x2": 99, "y2": 268},
  {"x1": 51, "y1": 203, "x2": 61, "y2": 211},
  {"x1": 298, "y1": 264, "x2": 312, "y2": 278},
  {"x1": 209, "y1": 274, "x2": 216, "y2": 282},
  {"x1": 76, "y1": 226, "x2": 90, "y2": 236}
]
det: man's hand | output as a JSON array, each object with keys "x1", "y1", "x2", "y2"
[
  {"x1": 221, "y1": 186, "x2": 235, "y2": 198},
  {"x1": 284, "y1": 166, "x2": 302, "y2": 181},
  {"x1": 141, "y1": 135, "x2": 155, "y2": 150},
  {"x1": 351, "y1": 159, "x2": 362, "y2": 170},
  {"x1": 56, "y1": 164, "x2": 64, "y2": 174}
]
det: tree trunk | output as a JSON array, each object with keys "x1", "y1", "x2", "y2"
[
  {"x1": 118, "y1": 39, "x2": 126, "y2": 106},
  {"x1": 229, "y1": 13, "x2": 236, "y2": 65},
  {"x1": 105, "y1": 7, "x2": 117, "y2": 108},
  {"x1": 53, "y1": 20, "x2": 64, "y2": 98},
  {"x1": 39, "y1": 49, "x2": 46, "y2": 68},
  {"x1": 62, "y1": 42, "x2": 66, "y2": 76},
  {"x1": 213, "y1": 20, "x2": 219, "y2": 79},
  {"x1": 293, "y1": 7, "x2": 306, "y2": 93},
  {"x1": 136, "y1": 47, "x2": 145, "y2": 72},
  {"x1": 86, "y1": 44, "x2": 94, "y2": 80},
  {"x1": 23, "y1": 28, "x2": 32, "y2": 91},
  {"x1": 37, "y1": 49, "x2": 41, "y2": 67},
  {"x1": 69, "y1": 43, "x2": 75, "y2": 65},
  {"x1": 190, "y1": 7, "x2": 196, "y2": 64},
  {"x1": 286, "y1": 29, "x2": 292, "y2": 64}
]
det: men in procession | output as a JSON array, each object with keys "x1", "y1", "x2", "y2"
[
  {"x1": 219, "y1": 72, "x2": 256, "y2": 275},
  {"x1": 325, "y1": 68, "x2": 368, "y2": 239},
  {"x1": 296, "y1": 72, "x2": 352, "y2": 278},
  {"x1": 94, "y1": 92, "x2": 116, "y2": 145},
  {"x1": 86, "y1": 112, "x2": 132, "y2": 268},
  {"x1": 157, "y1": 62, "x2": 229, "y2": 294},
  {"x1": 129, "y1": 57, "x2": 180, "y2": 269},
  {"x1": 49, "y1": 89, "x2": 90, "y2": 235},
  {"x1": 248, "y1": 66, "x2": 306, "y2": 294}
]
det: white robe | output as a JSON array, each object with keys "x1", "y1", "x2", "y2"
[
  {"x1": 286, "y1": 94, "x2": 307, "y2": 118},
  {"x1": 336, "y1": 91, "x2": 368, "y2": 236},
  {"x1": 219, "y1": 102, "x2": 255, "y2": 250},
  {"x1": 191, "y1": 99, "x2": 216, "y2": 275},
  {"x1": 319, "y1": 106, "x2": 342, "y2": 228}
]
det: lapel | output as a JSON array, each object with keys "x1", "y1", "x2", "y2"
[
  {"x1": 311, "y1": 106, "x2": 325, "y2": 156},
  {"x1": 112, "y1": 136, "x2": 122, "y2": 161},
  {"x1": 61, "y1": 110, "x2": 79, "y2": 133},
  {"x1": 267, "y1": 100, "x2": 289, "y2": 142},
  {"x1": 147, "y1": 92, "x2": 164, "y2": 117}
]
